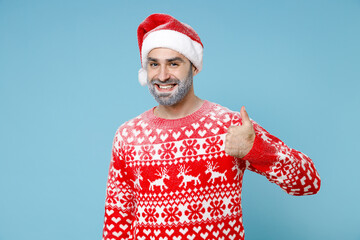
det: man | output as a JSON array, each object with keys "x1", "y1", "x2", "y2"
[{"x1": 103, "y1": 13, "x2": 321, "y2": 240}]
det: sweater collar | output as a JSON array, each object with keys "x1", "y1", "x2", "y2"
[{"x1": 143, "y1": 100, "x2": 213, "y2": 128}]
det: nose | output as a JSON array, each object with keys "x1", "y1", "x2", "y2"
[{"x1": 157, "y1": 65, "x2": 170, "y2": 82}]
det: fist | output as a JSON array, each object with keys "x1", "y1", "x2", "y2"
[{"x1": 225, "y1": 106, "x2": 255, "y2": 158}]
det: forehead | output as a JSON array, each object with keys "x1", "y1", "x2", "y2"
[{"x1": 147, "y1": 48, "x2": 189, "y2": 62}]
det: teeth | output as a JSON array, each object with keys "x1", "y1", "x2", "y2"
[{"x1": 158, "y1": 85, "x2": 173, "y2": 89}]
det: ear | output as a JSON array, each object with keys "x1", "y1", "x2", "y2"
[{"x1": 192, "y1": 65, "x2": 199, "y2": 76}]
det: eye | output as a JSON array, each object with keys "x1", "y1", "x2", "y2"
[
  {"x1": 170, "y1": 62, "x2": 179, "y2": 67},
  {"x1": 149, "y1": 62, "x2": 158, "y2": 67}
]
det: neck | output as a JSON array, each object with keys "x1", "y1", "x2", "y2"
[{"x1": 154, "y1": 87, "x2": 204, "y2": 119}]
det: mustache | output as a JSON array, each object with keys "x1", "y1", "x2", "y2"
[{"x1": 150, "y1": 78, "x2": 180, "y2": 85}]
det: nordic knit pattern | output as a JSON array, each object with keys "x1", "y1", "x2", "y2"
[{"x1": 102, "y1": 101, "x2": 321, "y2": 240}]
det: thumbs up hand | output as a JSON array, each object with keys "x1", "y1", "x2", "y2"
[{"x1": 225, "y1": 106, "x2": 255, "y2": 158}]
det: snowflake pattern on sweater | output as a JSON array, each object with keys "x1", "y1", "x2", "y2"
[{"x1": 103, "y1": 101, "x2": 321, "y2": 240}]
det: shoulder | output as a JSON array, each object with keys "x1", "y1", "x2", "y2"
[
  {"x1": 113, "y1": 108, "x2": 153, "y2": 144},
  {"x1": 206, "y1": 101, "x2": 240, "y2": 126}
]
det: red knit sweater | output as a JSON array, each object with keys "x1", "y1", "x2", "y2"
[{"x1": 102, "y1": 101, "x2": 321, "y2": 240}]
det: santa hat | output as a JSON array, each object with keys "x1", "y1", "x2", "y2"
[{"x1": 137, "y1": 13, "x2": 204, "y2": 86}]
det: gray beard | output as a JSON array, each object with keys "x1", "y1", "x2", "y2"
[{"x1": 147, "y1": 68, "x2": 193, "y2": 106}]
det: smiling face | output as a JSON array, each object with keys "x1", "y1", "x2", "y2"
[{"x1": 146, "y1": 48, "x2": 197, "y2": 106}]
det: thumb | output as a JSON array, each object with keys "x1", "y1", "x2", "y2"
[{"x1": 240, "y1": 106, "x2": 251, "y2": 124}]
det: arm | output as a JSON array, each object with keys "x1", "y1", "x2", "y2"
[
  {"x1": 102, "y1": 130, "x2": 134, "y2": 240},
  {"x1": 243, "y1": 122, "x2": 321, "y2": 195},
  {"x1": 225, "y1": 107, "x2": 321, "y2": 196}
]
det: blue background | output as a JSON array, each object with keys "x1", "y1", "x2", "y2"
[{"x1": 1, "y1": 0, "x2": 359, "y2": 239}]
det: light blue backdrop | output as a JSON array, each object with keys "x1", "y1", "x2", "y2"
[{"x1": 1, "y1": 1, "x2": 359, "y2": 239}]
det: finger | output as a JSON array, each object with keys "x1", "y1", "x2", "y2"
[{"x1": 240, "y1": 106, "x2": 251, "y2": 123}]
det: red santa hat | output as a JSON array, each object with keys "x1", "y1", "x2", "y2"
[{"x1": 137, "y1": 13, "x2": 204, "y2": 86}]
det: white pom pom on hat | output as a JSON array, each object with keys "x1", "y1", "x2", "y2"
[
  {"x1": 137, "y1": 13, "x2": 204, "y2": 86},
  {"x1": 138, "y1": 68, "x2": 148, "y2": 86}
]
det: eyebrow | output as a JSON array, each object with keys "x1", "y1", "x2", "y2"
[{"x1": 147, "y1": 57, "x2": 185, "y2": 63}]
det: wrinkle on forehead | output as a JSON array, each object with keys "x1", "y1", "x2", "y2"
[{"x1": 147, "y1": 48, "x2": 190, "y2": 63}]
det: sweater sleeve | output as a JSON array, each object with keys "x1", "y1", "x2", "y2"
[
  {"x1": 102, "y1": 130, "x2": 134, "y2": 240},
  {"x1": 242, "y1": 121, "x2": 321, "y2": 196}
]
